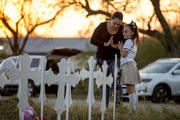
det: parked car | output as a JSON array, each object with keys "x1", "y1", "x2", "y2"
[
  {"x1": 136, "y1": 58, "x2": 180, "y2": 103},
  {"x1": 0, "y1": 55, "x2": 45, "y2": 96}
]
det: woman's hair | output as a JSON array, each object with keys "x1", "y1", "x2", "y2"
[
  {"x1": 112, "y1": 12, "x2": 123, "y2": 21},
  {"x1": 126, "y1": 21, "x2": 139, "y2": 46}
]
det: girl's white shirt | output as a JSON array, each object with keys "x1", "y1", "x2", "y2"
[{"x1": 120, "y1": 39, "x2": 137, "y2": 66}]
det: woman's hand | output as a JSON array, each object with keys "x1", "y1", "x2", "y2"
[
  {"x1": 104, "y1": 36, "x2": 113, "y2": 46},
  {"x1": 111, "y1": 42, "x2": 119, "y2": 49},
  {"x1": 118, "y1": 41, "x2": 123, "y2": 50}
]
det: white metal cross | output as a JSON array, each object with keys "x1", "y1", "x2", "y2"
[
  {"x1": 95, "y1": 61, "x2": 113, "y2": 120},
  {"x1": 80, "y1": 56, "x2": 101, "y2": 120},
  {"x1": 45, "y1": 58, "x2": 80, "y2": 120},
  {"x1": 64, "y1": 59, "x2": 81, "y2": 120},
  {"x1": 7, "y1": 54, "x2": 42, "y2": 120}
]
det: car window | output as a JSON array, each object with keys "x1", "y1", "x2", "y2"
[
  {"x1": 175, "y1": 65, "x2": 180, "y2": 70},
  {"x1": 141, "y1": 62, "x2": 176, "y2": 73},
  {"x1": 30, "y1": 58, "x2": 40, "y2": 68},
  {"x1": 12, "y1": 58, "x2": 17, "y2": 63}
]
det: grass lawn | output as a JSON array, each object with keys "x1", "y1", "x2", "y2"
[
  {"x1": 0, "y1": 37, "x2": 176, "y2": 119},
  {"x1": 1, "y1": 95, "x2": 180, "y2": 120}
]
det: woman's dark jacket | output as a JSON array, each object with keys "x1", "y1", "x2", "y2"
[{"x1": 90, "y1": 22, "x2": 124, "y2": 60}]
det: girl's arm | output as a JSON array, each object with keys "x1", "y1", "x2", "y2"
[{"x1": 118, "y1": 41, "x2": 128, "y2": 58}]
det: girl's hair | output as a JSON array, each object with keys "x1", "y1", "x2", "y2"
[
  {"x1": 112, "y1": 12, "x2": 123, "y2": 21},
  {"x1": 126, "y1": 21, "x2": 139, "y2": 46}
]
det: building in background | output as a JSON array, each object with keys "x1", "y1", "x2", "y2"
[
  {"x1": 0, "y1": 37, "x2": 96, "y2": 57},
  {"x1": 23, "y1": 37, "x2": 96, "y2": 54}
]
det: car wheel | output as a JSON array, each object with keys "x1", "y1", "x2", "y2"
[
  {"x1": 152, "y1": 85, "x2": 170, "y2": 103},
  {"x1": 28, "y1": 80, "x2": 36, "y2": 97}
]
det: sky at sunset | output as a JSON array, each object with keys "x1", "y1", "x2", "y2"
[
  {"x1": 34, "y1": 0, "x2": 153, "y2": 38},
  {"x1": 0, "y1": 0, "x2": 179, "y2": 38}
]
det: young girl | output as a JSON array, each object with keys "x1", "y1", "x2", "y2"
[{"x1": 118, "y1": 21, "x2": 142, "y2": 111}]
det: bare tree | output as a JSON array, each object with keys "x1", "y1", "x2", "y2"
[
  {"x1": 139, "y1": 0, "x2": 180, "y2": 57},
  {"x1": 0, "y1": 0, "x2": 68, "y2": 55},
  {"x1": 65, "y1": 0, "x2": 180, "y2": 57}
]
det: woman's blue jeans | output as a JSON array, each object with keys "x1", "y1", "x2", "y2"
[{"x1": 96, "y1": 58, "x2": 122, "y2": 107}]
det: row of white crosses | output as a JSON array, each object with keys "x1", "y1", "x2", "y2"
[{"x1": 0, "y1": 54, "x2": 118, "y2": 120}]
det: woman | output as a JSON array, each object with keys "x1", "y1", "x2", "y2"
[{"x1": 90, "y1": 12, "x2": 124, "y2": 107}]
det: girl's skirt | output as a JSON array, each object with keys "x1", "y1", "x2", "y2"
[{"x1": 120, "y1": 62, "x2": 142, "y2": 85}]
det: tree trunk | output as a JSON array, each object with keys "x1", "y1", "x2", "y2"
[
  {"x1": 167, "y1": 48, "x2": 180, "y2": 57},
  {"x1": 150, "y1": 0, "x2": 177, "y2": 57}
]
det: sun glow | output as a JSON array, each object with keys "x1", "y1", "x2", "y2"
[
  {"x1": 32, "y1": 1, "x2": 55, "y2": 19},
  {"x1": 139, "y1": 0, "x2": 153, "y2": 16},
  {"x1": 91, "y1": 1, "x2": 101, "y2": 10},
  {"x1": 0, "y1": 0, "x2": 179, "y2": 38},
  {"x1": 4, "y1": 3, "x2": 20, "y2": 21},
  {"x1": 35, "y1": 10, "x2": 89, "y2": 37}
]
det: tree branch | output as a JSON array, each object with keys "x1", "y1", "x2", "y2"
[
  {"x1": 147, "y1": 13, "x2": 155, "y2": 30},
  {"x1": 78, "y1": 0, "x2": 111, "y2": 17},
  {"x1": 107, "y1": 1, "x2": 118, "y2": 11},
  {"x1": 161, "y1": 10, "x2": 180, "y2": 13},
  {"x1": 4, "y1": 32, "x2": 13, "y2": 51},
  {"x1": 139, "y1": 28, "x2": 168, "y2": 50},
  {"x1": 16, "y1": 15, "x2": 24, "y2": 38},
  {"x1": 19, "y1": 7, "x2": 66, "y2": 53},
  {"x1": 150, "y1": 0, "x2": 176, "y2": 48},
  {"x1": 1, "y1": 17, "x2": 16, "y2": 36}
]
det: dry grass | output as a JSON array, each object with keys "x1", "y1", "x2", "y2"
[{"x1": 0, "y1": 96, "x2": 180, "y2": 120}]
